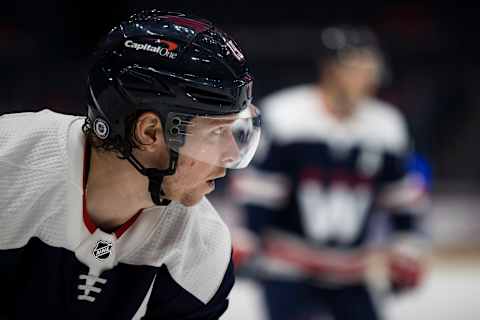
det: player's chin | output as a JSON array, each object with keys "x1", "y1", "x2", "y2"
[
  {"x1": 179, "y1": 196, "x2": 202, "y2": 207},
  {"x1": 179, "y1": 183, "x2": 214, "y2": 207},
  {"x1": 199, "y1": 180, "x2": 217, "y2": 198}
]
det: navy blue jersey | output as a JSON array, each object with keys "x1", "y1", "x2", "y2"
[
  {"x1": 233, "y1": 85, "x2": 427, "y2": 251},
  {"x1": 0, "y1": 110, "x2": 234, "y2": 319}
]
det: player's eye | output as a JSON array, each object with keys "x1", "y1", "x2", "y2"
[{"x1": 211, "y1": 126, "x2": 225, "y2": 136}]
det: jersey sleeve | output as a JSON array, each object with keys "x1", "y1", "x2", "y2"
[
  {"x1": 0, "y1": 110, "x2": 72, "y2": 249},
  {"x1": 376, "y1": 139, "x2": 431, "y2": 237},
  {"x1": 0, "y1": 110, "x2": 77, "y2": 318},
  {"x1": 143, "y1": 257, "x2": 235, "y2": 320},
  {"x1": 386, "y1": 153, "x2": 432, "y2": 236},
  {"x1": 183, "y1": 257, "x2": 235, "y2": 320}
]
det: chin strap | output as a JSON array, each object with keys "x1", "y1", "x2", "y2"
[{"x1": 125, "y1": 151, "x2": 178, "y2": 206}]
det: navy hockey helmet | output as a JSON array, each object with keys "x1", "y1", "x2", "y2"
[{"x1": 85, "y1": 10, "x2": 261, "y2": 204}]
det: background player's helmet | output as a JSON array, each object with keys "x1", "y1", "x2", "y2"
[
  {"x1": 316, "y1": 25, "x2": 390, "y2": 84},
  {"x1": 85, "y1": 10, "x2": 261, "y2": 204}
]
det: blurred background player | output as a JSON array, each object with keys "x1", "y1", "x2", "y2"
[{"x1": 230, "y1": 25, "x2": 431, "y2": 320}]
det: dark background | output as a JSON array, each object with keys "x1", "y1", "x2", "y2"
[{"x1": 1, "y1": 1, "x2": 479, "y2": 186}]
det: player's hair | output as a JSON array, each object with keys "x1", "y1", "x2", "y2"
[{"x1": 82, "y1": 110, "x2": 145, "y2": 156}]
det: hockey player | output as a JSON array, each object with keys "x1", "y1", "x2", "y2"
[
  {"x1": 0, "y1": 10, "x2": 261, "y2": 319},
  {"x1": 231, "y1": 25, "x2": 430, "y2": 320}
]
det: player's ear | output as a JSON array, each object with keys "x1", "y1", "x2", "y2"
[{"x1": 134, "y1": 112, "x2": 166, "y2": 152}]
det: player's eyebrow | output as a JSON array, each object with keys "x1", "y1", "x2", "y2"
[{"x1": 198, "y1": 117, "x2": 236, "y2": 126}]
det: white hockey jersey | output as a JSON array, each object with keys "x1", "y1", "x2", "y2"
[{"x1": 0, "y1": 109, "x2": 234, "y2": 319}]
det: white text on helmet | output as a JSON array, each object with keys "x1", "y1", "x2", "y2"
[{"x1": 124, "y1": 40, "x2": 178, "y2": 60}]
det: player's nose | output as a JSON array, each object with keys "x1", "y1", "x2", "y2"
[{"x1": 220, "y1": 134, "x2": 241, "y2": 167}]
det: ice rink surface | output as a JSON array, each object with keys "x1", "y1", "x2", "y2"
[{"x1": 223, "y1": 253, "x2": 480, "y2": 320}]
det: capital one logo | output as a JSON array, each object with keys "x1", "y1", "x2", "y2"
[
  {"x1": 92, "y1": 240, "x2": 113, "y2": 261},
  {"x1": 124, "y1": 39, "x2": 178, "y2": 59}
]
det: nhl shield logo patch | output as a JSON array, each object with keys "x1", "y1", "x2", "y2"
[{"x1": 92, "y1": 240, "x2": 113, "y2": 261}]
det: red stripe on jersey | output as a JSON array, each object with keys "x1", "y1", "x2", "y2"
[
  {"x1": 113, "y1": 210, "x2": 143, "y2": 238},
  {"x1": 82, "y1": 193, "x2": 97, "y2": 234},
  {"x1": 300, "y1": 167, "x2": 372, "y2": 187}
]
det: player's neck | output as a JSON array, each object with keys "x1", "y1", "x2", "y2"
[
  {"x1": 318, "y1": 84, "x2": 355, "y2": 120},
  {"x1": 85, "y1": 148, "x2": 154, "y2": 232}
]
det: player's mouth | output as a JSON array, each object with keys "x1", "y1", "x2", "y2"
[
  {"x1": 207, "y1": 179, "x2": 216, "y2": 190},
  {"x1": 206, "y1": 172, "x2": 226, "y2": 190}
]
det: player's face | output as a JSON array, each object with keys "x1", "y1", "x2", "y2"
[
  {"x1": 160, "y1": 118, "x2": 240, "y2": 206},
  {"x1": 135, "y1": 108, "x2": 259, "y2": 206},
  {"x1": 176, "y1": 116, "x2": 242, "y2": 169},
  {"x1": 333, "y1": 49, "x2": 382, "y2": 110},
  {"x1": 161, "y1": 154, "x2": 227, "y2": 206}
]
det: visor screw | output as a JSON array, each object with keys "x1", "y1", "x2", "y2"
[{"x1": 170, "y1": 127, "x2": 179, "y2": 136}]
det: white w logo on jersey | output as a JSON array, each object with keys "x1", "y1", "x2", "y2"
[{"x1": 298, "y1": 181, "x2": 372, "y2": 244}]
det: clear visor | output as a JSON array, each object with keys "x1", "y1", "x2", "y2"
[{"x1": 165, "y1": 104, "x2": 262, "y2": 169}]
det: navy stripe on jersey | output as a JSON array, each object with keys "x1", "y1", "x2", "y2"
[{"x1": 145, "y1": 257, "x2": 235, "y2": 319}]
